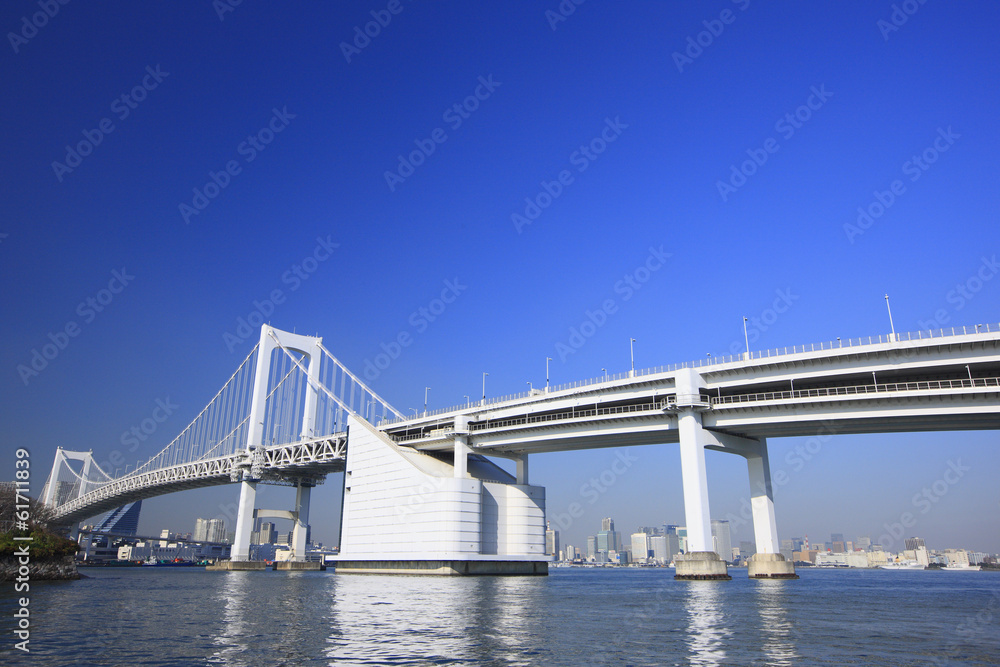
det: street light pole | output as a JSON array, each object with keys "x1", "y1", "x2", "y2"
[
  {"x1": 482, "y1": 372, "x2": 488, "y2": 406},
  {"x1": 743, "y1": 317, "x2": 750, "y2": 361},
  {"x1": 424, "y1": 387, "x2": 430, "y2": 416},
  {"x1": 885, "y1": 294, "x2": 896, "y2": 341},
  {"x1": 546, "y1": 357, "x2": 551, "y2": 393},
  {"x1": 629, "y1": 338, "x2": 636, "y2": 377}
]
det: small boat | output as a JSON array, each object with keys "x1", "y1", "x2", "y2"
[{"x1": 942, "y1": 563, "x2": 981, "y2": 571}]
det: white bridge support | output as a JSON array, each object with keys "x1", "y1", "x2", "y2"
[
  {"x1": 707, "y1": 434, "x2": 797, "y2": 579},
  {"x1": 700, "y1": 422, "x2": 798, "y2": 579},
  {"x1": 291, "y1": 483, "x2": 312, "y2": 560},
  {"x1": 672, "y1": 368, "x2": 796, "y2": 579},
  {"x1": 232, "y1": 326, "x2": 322, "y2": 562},
  {"x1": 673, "y1": 368, "x2": 731, "y2": 580},
  {"x1": 335, "y1": 415, "x2": 548, "y2": 575}
]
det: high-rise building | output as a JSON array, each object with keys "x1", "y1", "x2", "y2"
[
  {"x1": 193, "y1": 518, "x2": 208, "y2": 542},
  {"x1": 601, "y1": 517, "x2": 615, "y2": 532},
  {"x1": 905, "y1": 537, "x2": 926, "y2": 551},
  {"x1": 711, "y1": 520, "x2": 732, "y2": 563},
  {"x1": 586, "y1": 536, "x2": 597, "y2": 560},
  {"x1": 856, "y1": 536, "x2": 871, "y2": 551},
  {"x1": 93, "y1": 501, "x2": 142, "y2": 536},
  {"x1": 631, "y1": 532, "x2": 651, "y2": 561},
  {"x1": 545, "y1": 523, "x2": 560, "y2": 557},
  {"x1": 650, "y1": 535, "x2": 668, "y2": 563},
  {"x1": 740, "y1": 540, "x2": 757, "y2": 559},
  {"x1": 252, "y1": 521, "x2": 277, "y2": 545},
  {"x1": 665, "y1": 533, "x2": 681, "y2": 561},
  {"x1": 597, "y1": 531, "x2": 612, "y2": 554},
  {"x1": 206, "y1": 519, "x2": 226, "y2": 543}
]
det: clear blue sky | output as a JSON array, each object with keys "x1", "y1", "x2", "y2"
[{"x1": 2, "y1": 2, "x2": 998, "y2": 554}]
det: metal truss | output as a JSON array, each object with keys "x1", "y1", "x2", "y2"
[{"x1": 52, "y1": 433, "x2": 348, "y2": 525}]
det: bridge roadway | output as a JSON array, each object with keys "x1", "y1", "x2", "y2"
[
  {"x1": 51, "y1": 435, "x2": 346, "y2": 526},
  {"x1": 381, "y1": 328, "x2": 1000, "y2": 455}
]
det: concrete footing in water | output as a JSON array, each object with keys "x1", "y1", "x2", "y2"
[
  {"x1": 674, "y1": 551, "x2": 731, "y2": 580},
  {"x1": 747, "y1": 552, "x2": 798, "y2": 579},
  {"x1": 332, "y1": 559, "x2": 548, "y2": 576},
  {"x1": 205, "y1": 560, "x2": 268, "y2": 571},
  {"x1": 273, "y1": 561, "x2": 326, "y2": 571}
]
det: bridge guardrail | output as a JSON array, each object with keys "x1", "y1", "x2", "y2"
[
  {"x1": 711, "y1": 377, "x2": 1000, "y2": 407},
  {"x1": 468, "y1": 398, "x2": 674, "y2": 432}
]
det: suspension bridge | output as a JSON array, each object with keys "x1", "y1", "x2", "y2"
[{"x1": 41, "y1": 323, "x2": 1000, "y2": 577}]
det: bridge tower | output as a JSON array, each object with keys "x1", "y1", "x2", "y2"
[{"x1": 231, "y1": 325, "x2": 322, "y2": 564}]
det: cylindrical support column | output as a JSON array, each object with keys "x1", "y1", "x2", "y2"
[
  {"x1": 516, "y1": 455, "x2": 529, "y2": 485},
  {"x1": 231, "y1": 480, "x2": 257, "y2": 561},
  {"x1": 454, "y1": 436, "x2": 470, "y2": 478},
  {"x1": 678, "y1": 409, "x2": 712, "y2": 553},
  {"x1": 746, "y1": 438, "x2": 780, "y2": 555},
  {"x1": 292, "y1": 484, "x2": 312, "y2": 561}
]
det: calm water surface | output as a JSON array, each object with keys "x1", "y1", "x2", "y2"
[{"x1": 2, "y1": 567, "x2": 998, "y2": 666}]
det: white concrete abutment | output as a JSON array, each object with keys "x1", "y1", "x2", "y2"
[{"x1": 334, "y1": 415, "x2": 547, "y2": 575}]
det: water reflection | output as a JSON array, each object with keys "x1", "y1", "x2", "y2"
[
  {"x1": 754, "y1": 580, "x2": 799, "y2": 666},
  {"x1": 466, "y1": 576, "x2": 545, "y2": 665},
  {"x1": 682, "y1": 582, "x2": 731, "y2": 666},
  {"x1": 326, "y1": 573, "x2": 478, "y2": 665},
  {"x1": 210, "y1": 572, "x2": 253, "y2": 665},
  {"x1": 325, "y1": 573, "x2": 547, "y2": 666}
]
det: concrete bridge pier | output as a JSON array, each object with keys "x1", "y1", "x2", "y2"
[
  {"x1": 742, "y1": 438, "x2": 797, "y2": 579},
  {"x1": 231, "y1": 479, "x2": 257, "y2": 561},
  {"x1": 291, "y1": 482, "x2": 312, "y2": 561},
  {"x1": 674, "y1": 408, "x2": 730, "y2": 580},
  {"x1": 673, "y1": 369, "x2": 730, "y2": 580}
]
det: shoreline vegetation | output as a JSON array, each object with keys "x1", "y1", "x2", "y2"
[{"x1": 1, "y1": 486, "x2": 80, "y2": 582}]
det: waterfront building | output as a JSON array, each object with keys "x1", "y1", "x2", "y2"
[
  {"x1": 867, "y1": 550, "x2": 890, "y2": 567},
  {"x1": 905, "y1": 537, "x2": 926, "y2": 551},
  {"x1": 545, "y1": 523, "x2": 560, "y2": 558},
  {"x1": 586, "y1": 536, "x2": 597, "y2": 560},
  {"x1": 650, "y1": 535, "x2": 668, "y2": 564},
  {"x1": 631, "y1": 532, "x2": 650, "y2": 561}
]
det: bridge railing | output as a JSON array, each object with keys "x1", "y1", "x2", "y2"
[
  {"x1": 712, "y1": 376, "x2": 1000, "y2": 406},
  {"x1": 382, "y1": 323, "x2": 1000, "y2": 426}
]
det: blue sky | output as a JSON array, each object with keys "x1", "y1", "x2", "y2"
[{"x1": 2, "y1": 2, "x2": 998, "y2": 554}]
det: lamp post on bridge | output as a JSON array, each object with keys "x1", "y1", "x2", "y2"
[
  {"x1": 546, "y1": 357, "x2": 551, "y2": 393},
  {"x1": 424, "y1": 387, "x2": 430, "y2": 417},
  {"x1": 463, "y1": 395, "x2": 469, "y2": 407},
  {"x1": 482, "y1": 372, "x2": 488, "y2": 406},
  {"x1": 743, "y1": 317, "x2": 750, "y2": 361},
  {"x1": 885, "y1": 294, "x2": 897, "y2": 341},
  {"x1": 629, "y1": 338, "x2": 636, "y2": 377}
]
